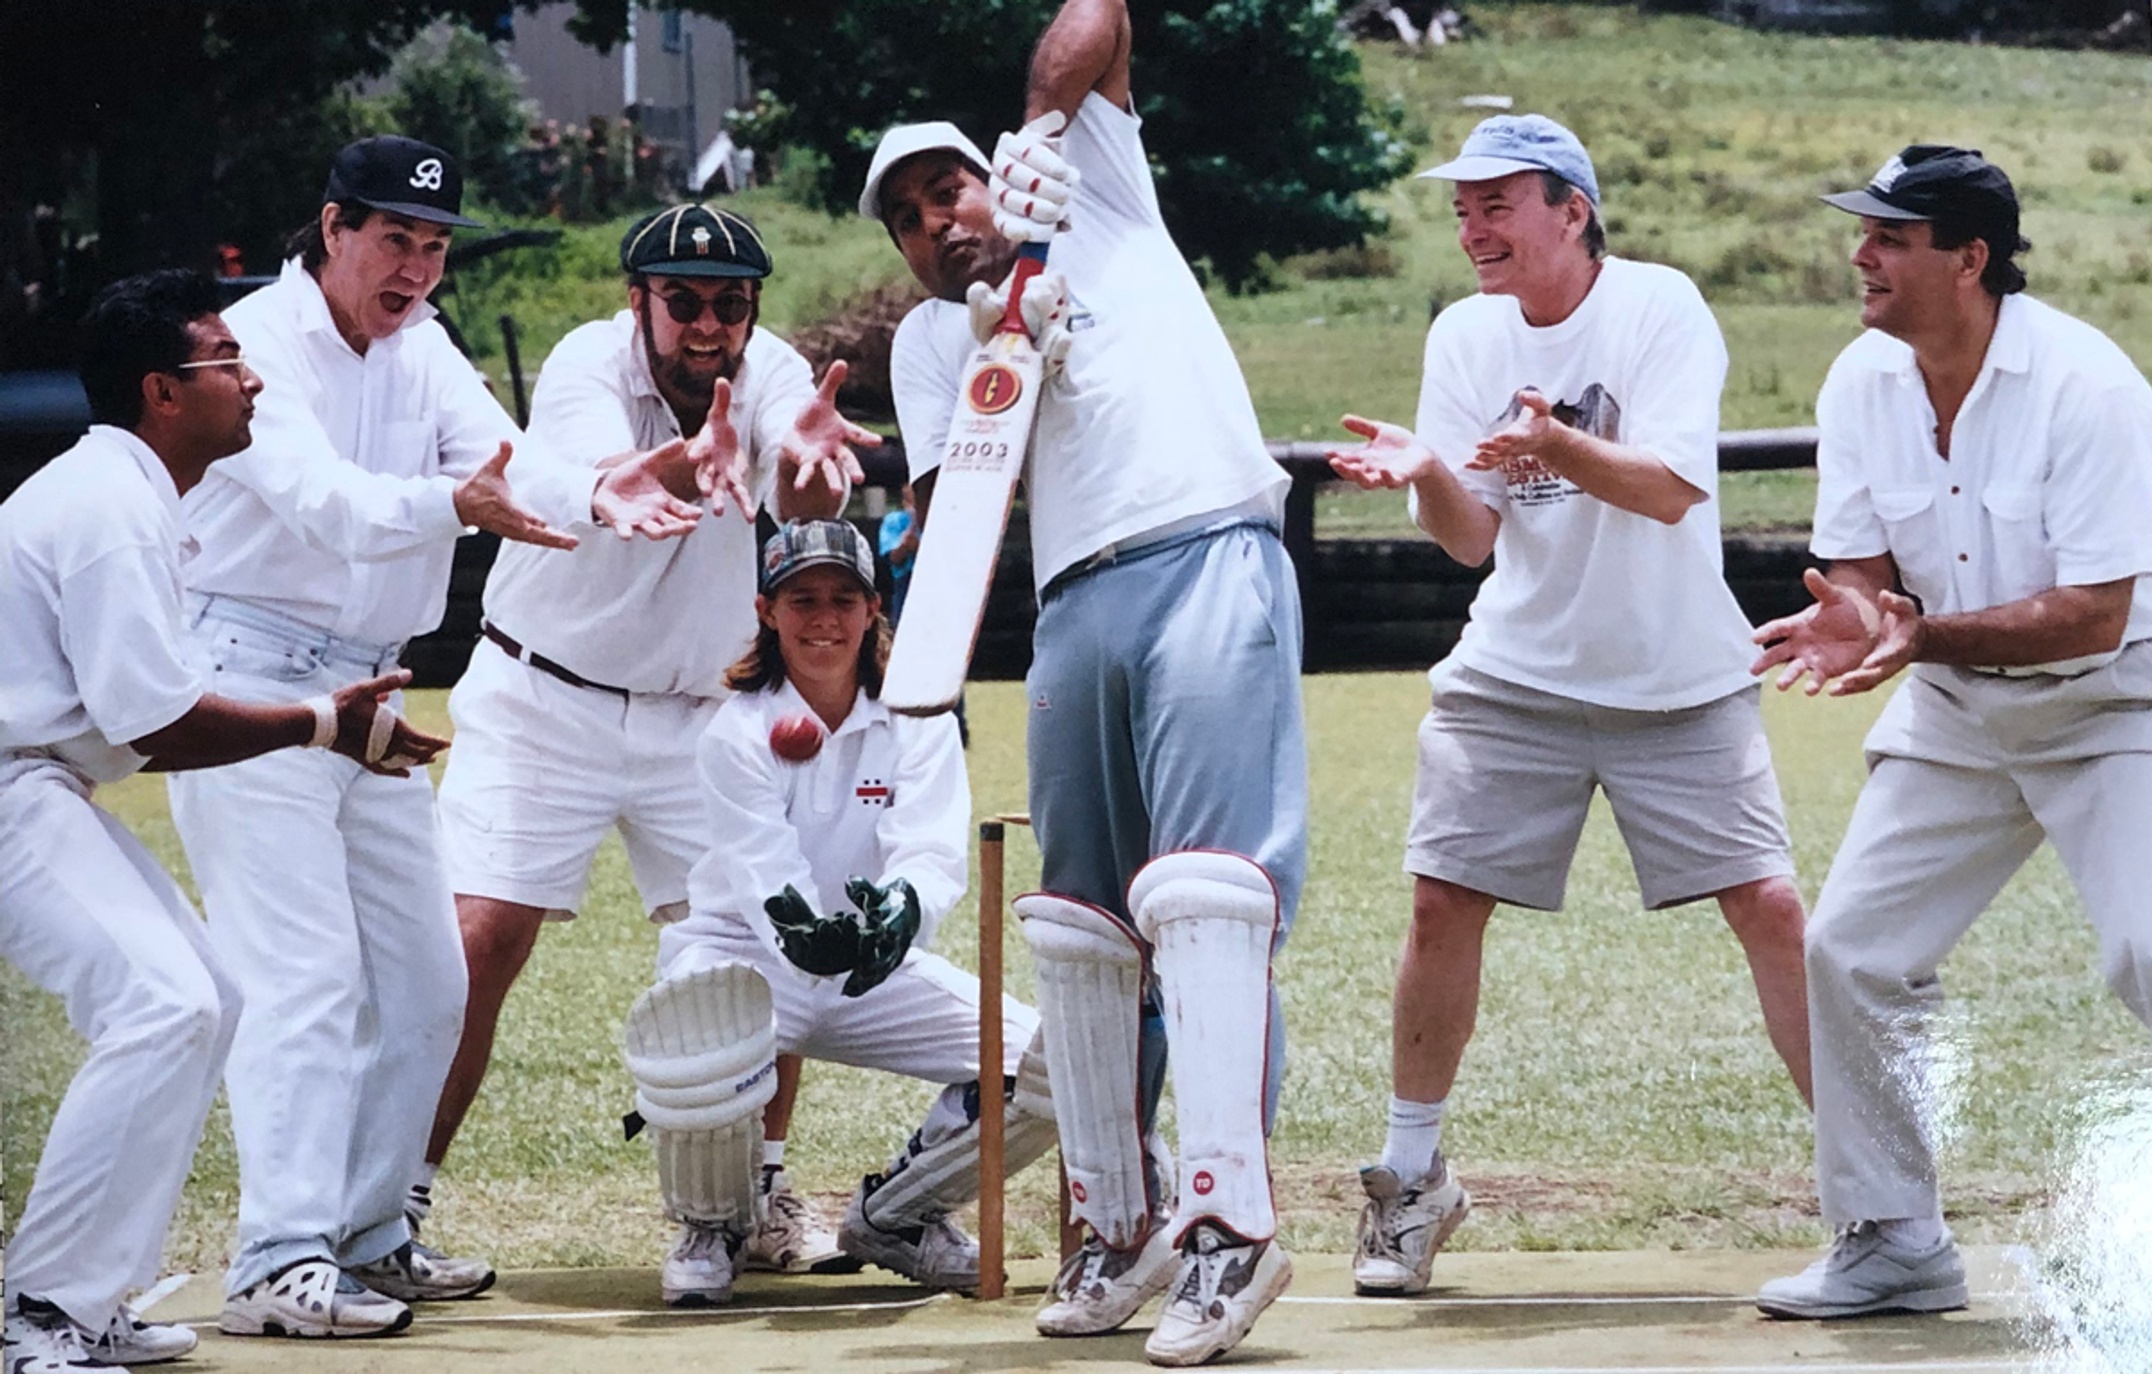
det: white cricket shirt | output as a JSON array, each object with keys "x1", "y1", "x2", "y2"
[
  {"x1": 482, "y1": 314, "x2": 818, "y2": 695},
  {"x1": 680, "y1": 681, "x2": 969, "y2": 962},
  {"x1": 181, "y1": 259, "x2": 600, "y2": 646},
  {"x1": 1416, "y1": 256, "x2": 1757, "y2": 711},
  {"x1": 1812, "y1": 293, "x2": 2152, "y2": 673},
  {"x1": 0, "y1": 426, "x2": 204, "y2": 784},
  {"x1": 891, "y1": 91, "x2": 1286, "y2": 591}
]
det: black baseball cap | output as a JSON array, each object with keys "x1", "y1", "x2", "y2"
[
  {"x1": 620, "y1": 204, "x2": 773, "y2": 279},
  {"x1": 324, "y1": 135, "x2": 484, "y2": 228},
  {"x1": 1822, "y1": 145, "x2": 2018, "y2": 241}
]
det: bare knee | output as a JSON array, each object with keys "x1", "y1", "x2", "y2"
[
  {"x1": 1406, "y1": 877, "x2": 1497, "y2": 949},
  {"x1": 456, "y1": 895, "x2": 546, "y2": 1002},
  {"x1": 1716, "y1": 876, "x2": 1806, "y2": 954}
]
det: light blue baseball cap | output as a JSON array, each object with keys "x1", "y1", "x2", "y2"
[{"x1": 1421, "y1": 114, "x2": 1600, "y2": 207}]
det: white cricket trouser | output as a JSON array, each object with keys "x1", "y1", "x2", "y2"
[
  {"x1": 0, "y1": 758, "x2": 240, "y2": 1331},
  {"x1": 166, "y1": 596, "x2": 466, "y2": 1294},
  {"x1": 1809, "y1": 666, "x2": 2152, "y2": 1226}
]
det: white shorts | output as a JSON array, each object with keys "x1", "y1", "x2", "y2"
[
  {"x1": 437, "y1": 639, "x2": 722, "y2": 920},
  {"x1": 658, "y1": 917, "x2": 1038, "y2": 1084}
]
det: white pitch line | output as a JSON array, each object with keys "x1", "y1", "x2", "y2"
[
  {"x1": 181, "y1": 1293, "x2": 949, "y2": 1330},
  {"x1": 1254, "y1": 1365, "x2": 2032, "y2": 1374},
  {"x1": 1278, "y1": 1289, "x2": 2018, "y2": 1308}
]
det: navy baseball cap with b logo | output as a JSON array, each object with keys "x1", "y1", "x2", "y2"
[{"x1": 324, "y1": 135, "x2": 484, "y2": 228}]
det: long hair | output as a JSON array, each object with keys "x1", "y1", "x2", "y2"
[
  {"x1": 724, "y1": 602, "x2": 893, "y2": 698},
  {"x1": 284, "y1": 201, "x2": 375, "y2": 272}
]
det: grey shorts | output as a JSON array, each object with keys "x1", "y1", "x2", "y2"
[{"x1": 1405, "y1": 665, "x2": 1794, "y2": 910}]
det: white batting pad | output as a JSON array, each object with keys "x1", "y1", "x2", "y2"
[
  {"x1": 864, "y1": 1028, "x2": 1058, "y2": 1229},
  {"x1": 623, "y1": 962, "x2": 778, "y2": 1228},
  {"x1": 1017, "y1": 892, "x2": 1152, "y2": 1248},
  {"x1": 1130, "y1": 851, "x2": 1279, "y2": 1244}
]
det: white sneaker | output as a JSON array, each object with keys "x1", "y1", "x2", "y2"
[
  {"x1": 347, "y1": 1240, "x2": 496, "y2": 1302},
  {"x1": 1352, "y1": 1157, "x2": 1471, "y2": 1296},
  {"x1": 1036, "y1": 1216, "x2": 1181, "y2": 1337},
  {"x1": 837, "y1": 1178, "x2": 978, "y2": 1290},
  {"x1": 5, "y1": 1299, "x2": 98, "y2": 1373},
  {"x1": 1143, "y1": 1223, "x2": 1294, "y2": 1367},
  {"x1": 82, "y1": 1300, "x2": 196, "y2": 1366},
  {"x1": 219, "y1": 1260, "x2": 412, "y2": 1338},
  {"x1": 1756, "y1": 1223, "x2": 1970, "y2": 1319},
  {"x1": 741, "y1": 1169, "x2": 857, "y2": 1275},
  {"x1": 662, "y1": 1222, "x2": 739, "y2": 1307}
]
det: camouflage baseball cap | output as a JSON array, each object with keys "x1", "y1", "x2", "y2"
[{"x1": 761, "y1": 519, "x2": 876, "y2": 594}]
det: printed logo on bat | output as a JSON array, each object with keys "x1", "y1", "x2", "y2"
[{"x1": 967, "y1": 363, "x2": 1026, "y2": 416}]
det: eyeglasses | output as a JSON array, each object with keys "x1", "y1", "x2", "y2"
[
  {"x1": 173, "y1": 355, "x2": 251, "y2": 373},
  {"x1": 657, "y1": 291, "x2": 754, "y2": 326}
]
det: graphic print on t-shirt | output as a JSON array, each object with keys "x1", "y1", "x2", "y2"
[{"x1": 1487, "y1": 384, "x2": 1622, "y2": 509}]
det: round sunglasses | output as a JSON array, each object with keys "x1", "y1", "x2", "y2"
[{"x1": 656, "y1": 290, "x2": 755, "y2": 327}]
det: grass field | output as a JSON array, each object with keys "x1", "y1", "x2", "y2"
[
  {"x1": 434, "y1": 4, "x2": 2151, "y2": 541},
  {"x1": 6, "y1": 674, "x2": 2148, "y2": 1279}
]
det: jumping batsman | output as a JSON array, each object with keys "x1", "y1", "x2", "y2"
[
  {"x1": 865, "y1": 0, "x2": 1307, "y2": 1360},
  {"x1": 1752, "y1": 146, "x2": 2152, "y2": 1318},
  {"x1": 626, "y1": 519, "x2": 1057, "y2": 1306},
  {"x1": 164, "y1": 136, "x2": 704, "y2": 1339},
  {"x1": 1326, "y1": 115, "x2": 1811, "y2": 1296},
  {"x1": 1, "y1": 271, "x2": 446, "y2": 1372},
  {"x1": 422, "y1": 203, "x2": 872, "y2": 1276}
]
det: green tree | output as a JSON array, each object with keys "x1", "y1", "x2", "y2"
[
  {"x1": 569, "y1": 0, "x2": 1412, "y2": 292},
  {"x1": 386, "y1": 24, "x2": 538, "y2": 209}
]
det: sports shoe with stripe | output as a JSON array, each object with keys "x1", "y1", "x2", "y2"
[
  {"x1": 1143, "y1": 1222, "x2": 1293, "y2": 1367},
  {"x1": 348, "y1": 1240, "x2": 496, "y2": 1302},
  {"x1": 662, "y1": 1222, "x2": 740, "y2": 1307},
  {"x1": 5, "y1": 1297, "x2": 98, "y2": 1374},
  {"x1": 741, "y1": 1168, "x2": 857, "y2": 1274},
  {"x1": 837, "y1": 1176, "x2": 978, "y2": 1290},
  {"x1": 1036, "y1": 1208, "x2": 1180, "y2": 1337},
  {"x1": 219, "y1": 1259, "x2": 412, "y2": 1339},
  {"x1": 82, "y1": 1300, "x2": 197, "y2": 1366},
  {"x1": 1352, "y1": 1155, "x2": 1472, "y2": 1295},
  {"x1": 1756, "y1": 1222, "x2": 1969, "y2": 1319}
]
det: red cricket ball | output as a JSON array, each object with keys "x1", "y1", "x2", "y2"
[{"x1": 768, "y1": 713, "x2": 824, "y2": 763}]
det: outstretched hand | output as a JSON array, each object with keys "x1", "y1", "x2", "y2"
[
  {"x1": 1326, "y1": 414, "x2": 1439, "y2": 490},
  {"x1": 779, "y1": 362, "x2": 878, "y2": 503},
  {"x1": 454, "y1": 443, "x2": 579, "y2": 551},
  {"x1": 594, "y1": 438, "x2": 706, "y2": 541},
  {"x1": 841, "y1": 876, "x2": 921, "y2": 999},
  {"x1": 328, "y1": 670, "x2": 448, "y2": 776},
  {"x1": 689, "y1": 378, "x2": 753, "y2": 516},
  {"x1": 764, "y1": 885, "x2": 860, "y2": 978},
  {"x1": 1468, "y1": 389, "x2": 1557, "y2": 470},
  {"x1": 1751, "y1": 567, "x2": 1918, "y2": 696}
]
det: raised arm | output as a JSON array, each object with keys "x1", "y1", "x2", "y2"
[{"x1": 1025, "y1": 0, "x2": 1133, "y2": 121}]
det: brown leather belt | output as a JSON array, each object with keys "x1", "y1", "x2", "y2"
[{"x1": 482, "y1": 621, "x2": 631, "y2": 700}]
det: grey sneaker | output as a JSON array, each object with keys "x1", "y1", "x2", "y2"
[
  {"x1": 1143, "y1": 1223, "x2": 1294, "y2": 1367},
  {"x1": 741, "y1": 1169, "x2": 858, "y2": 1275},
  {"x1": 838, "y1": 1176, "x2": 978, "y2": 1290},
  {"x1": 1352, "y1": 1157, "x2": 1471, "y2": 1296},
  {"x1": 1756, "y1": 1223, "x2": 1970, "y2": 1319},
  {"x1": 662, "y1": 1222, "x2": 740, "y2": 1307},
  {"x1": 5, "y1": 1298, "x2": 97, "y2": 1373},
  {"x1": 220, "y1": 1260, "x2": 412, "y2": 1338},
  {"x1": 347, "y1": 1240, "x2": 495, "y2": 1302},
  {"x1": 1036, "y1": 1215, "x2": 1181, "y2": 1337},
  {"x1": 82, "y1": 1300, "x2": 197, "y2": 1366}
]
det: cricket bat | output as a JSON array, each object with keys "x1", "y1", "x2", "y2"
[{"x1": 881, "y1": 242, "x2": 1050, "y2": 716}]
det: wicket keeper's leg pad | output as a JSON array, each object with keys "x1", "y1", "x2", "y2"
[
  {"x1": 623, "y1": 961, "x2": 778, "y2": 1230},
  {"x1": 863, "y1": 1027, "x2": 1057, "y2": 1230}
]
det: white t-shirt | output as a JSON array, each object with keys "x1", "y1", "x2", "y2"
[
  {"x1": 1416, "y1": 256, "x2": 1756, "y2": 710},
  {"x1": 890, "y1": 91, "x2": 1286, "y2": 591},
  {"x1": 183, "y1": 259, "x2": 599, "y2": 647},
  {"x1": 678, "y1": 681, "x2": 970, "y2": 964},
  {"x1": 483, "y1": 314, "x2": 818, "y2": 695},
  {"x1": 1811, "y1": 293, "x2": 2152, "y2": 673},
  {"x1": 0, "y1": 427, "x2": 204, "y2": 784}
]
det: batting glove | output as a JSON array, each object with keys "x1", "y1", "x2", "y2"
[
  {"x1": 964, "y1": 269, "x2": 1074, "y2": 381},
  {"x1": 840, "y1": 876, "x2": 922, "y2": 998},
  {"x1": 988, "y1": 111, "x2": 1077, "y2": 244},
  {"x1": 765, "y1": 884, "x2": 861, "y2": 978}
]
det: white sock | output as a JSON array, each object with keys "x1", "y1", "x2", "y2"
[
  {"x1": 1878, "y1": 1212, "x2": 1946, "y2": 1251},
  {"x1": 762, "y1": 1138, "x2": 786, "y2": 1171},
  {"x1": 1380, "y1": 1096, "x2": 1447, "y2": 1181}
]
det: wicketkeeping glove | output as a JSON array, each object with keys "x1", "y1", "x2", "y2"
[
  {"x1": 764, "y1": 884, "x2": 860, "y2": 978},
  {"x1": 988, "y1": 111, "x2": 1077, "y2": 244},
  {"x1": 965, "y1": 269, "x2": 1074, "y2": 381},
  {"x1": 840, "y1": 876, "x2": 922, "y2": 998}
]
